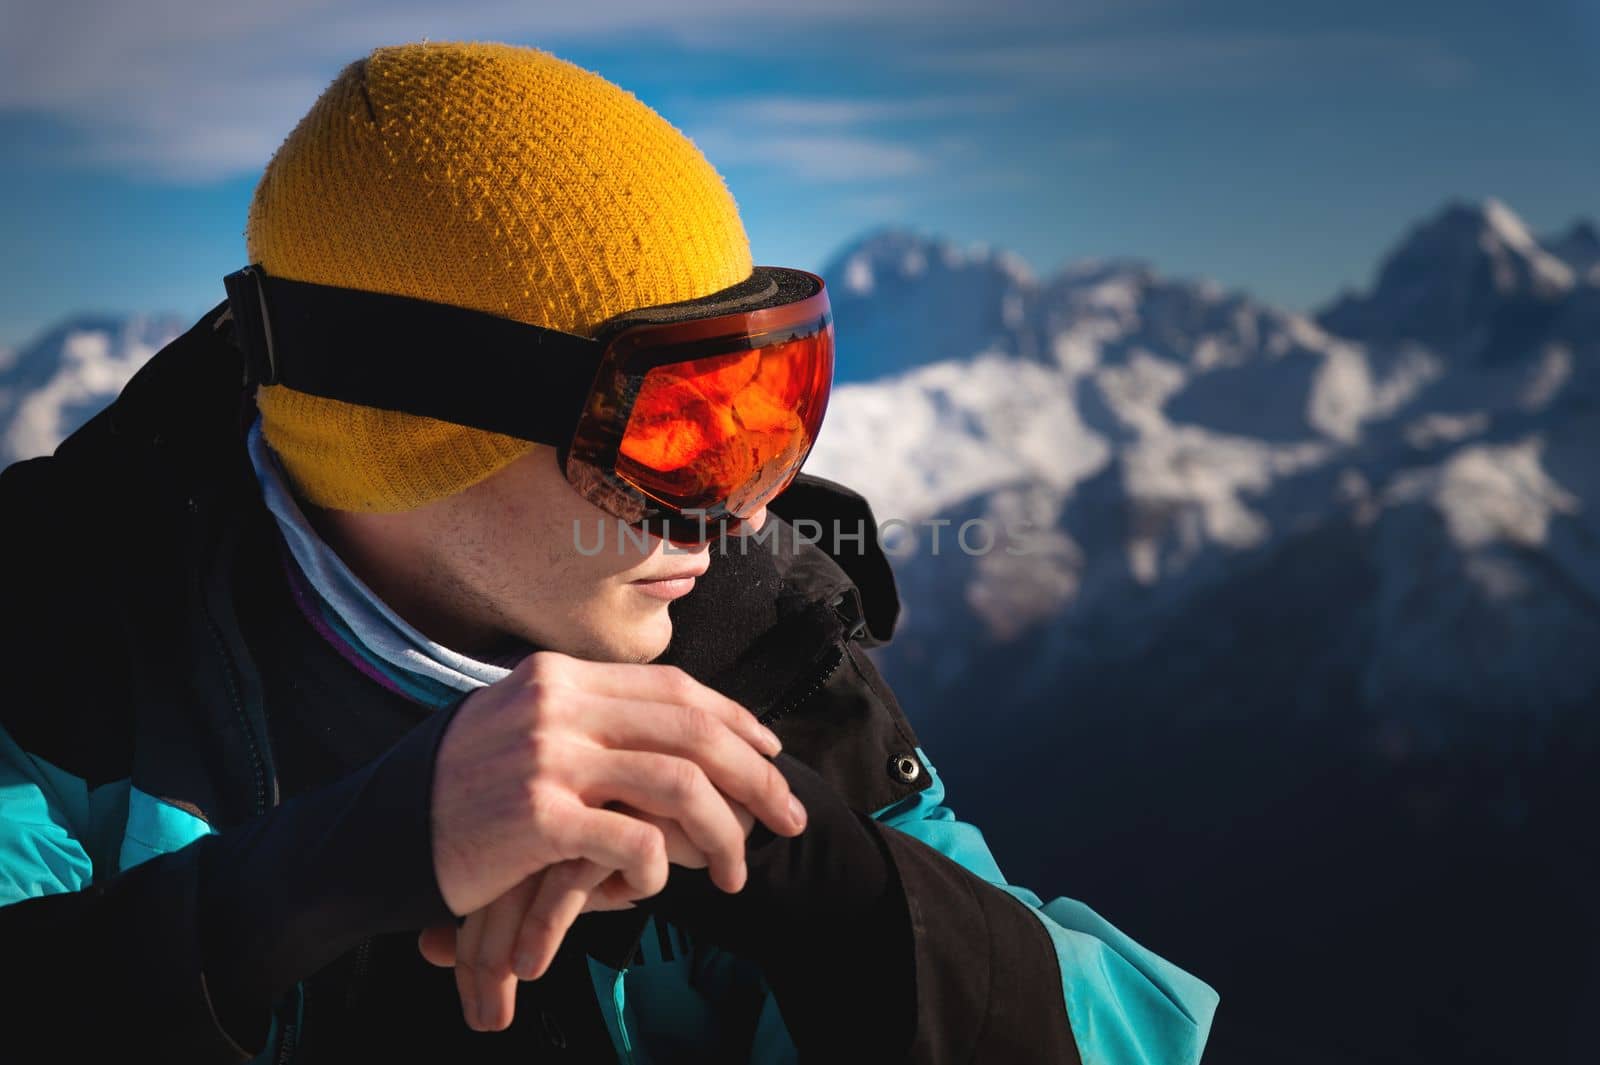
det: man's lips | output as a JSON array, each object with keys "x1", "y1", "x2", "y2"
[
  {"x1": 632, "y1": 561, "x2": 710, "y2": 584},
  {"x1": 629, "y1": 564, "x2": 709, "y2": 601}
]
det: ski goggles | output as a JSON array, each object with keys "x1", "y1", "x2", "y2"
[{"x1": 222, "y1": 263, "x2": 834, "y2": 543}]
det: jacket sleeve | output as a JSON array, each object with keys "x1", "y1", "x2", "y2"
[
  {"x1": 867, "y1": 748, "x2": 1219, "y2": 1065},
  {"x1": 646, "y1": 744, "x2": 1215, "y2": 1064},
  {"x1": 0, "y1": 700, "x2": 463, "y2": 1062}
]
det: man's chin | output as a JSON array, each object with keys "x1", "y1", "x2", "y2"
[
  {"x1": 586, "y1": 608, "x2": 674, "y2": 665},
  {"x1": 520, "y1": 593, "x2": 675, "y2": 664}
]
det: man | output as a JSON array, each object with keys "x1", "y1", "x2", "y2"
[{"x1": 0, "y1": 41, "x2": 1217, "y2": 1063}]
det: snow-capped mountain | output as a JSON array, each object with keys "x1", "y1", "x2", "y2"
[
  {"x1": 1318, "y1": 198, "x2": 1575, "y2": 354},
  {"x1": 0, "y1": 313, "x2": 187, "y2": 465},
  {"x1": 824, "y1": 227, "x2": 1040, "y2": 382},
  {"x1": 805, "y1": 199, "x2": 1600, "y2": 745}
]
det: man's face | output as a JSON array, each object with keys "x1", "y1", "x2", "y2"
[{"x1": 316, "y1": 444, "x2": 766, "y2": 664}]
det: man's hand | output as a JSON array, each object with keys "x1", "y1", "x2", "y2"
[
  {"x1": 427, "y1": 650, "x2": 803, "y2": 1027},
  {"x1": 419, "y1": 808, "x2": 756, "y2": 1031}
]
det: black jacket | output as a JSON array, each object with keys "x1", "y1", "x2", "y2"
[{"x1": 0, "y1": 299, "x2": 1083, "y2": 1062}]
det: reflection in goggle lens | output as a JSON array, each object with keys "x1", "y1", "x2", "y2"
[{"x1": 616, "y1": 322, "x2": 833, "y2": 515}]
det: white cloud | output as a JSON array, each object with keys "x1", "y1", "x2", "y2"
[
  {"x1": 0, "y1": 0, "x2": 1135, "y2": 182},
  {"x1": 673, "y1": 99, "x2": 995, "y2": 187}
]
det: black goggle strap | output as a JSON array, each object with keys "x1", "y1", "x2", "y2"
[{"x1": 223, "y1": 264, "x2": 605, "y2": 448}]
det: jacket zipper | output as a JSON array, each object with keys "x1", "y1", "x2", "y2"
[
  {"x1": 198, "y1": 596, "x2": 267, "y2": 815},
  {"x1": 200, "y1": 493, "x2": 300, "y2": 1059},
  {"x1": 347, "y1": 937, "x2": 373, "y2": 1009},
  {"x1": 273, "y1": 985, "x2": 304, "y2": 1065},
  {"x1": 274, "y1": 1017, "x2": 300, "y2": 1065},
  {"x1": 194, "y1": 506, "x2": 271, "y2": 816},
  {"x1": 759, "y1": 642, "x2": 846, "y2": 727}
]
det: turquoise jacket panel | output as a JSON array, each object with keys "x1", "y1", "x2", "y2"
[{"x1": 2, "y1": 725, "x2": 1217, "y2": 1065}]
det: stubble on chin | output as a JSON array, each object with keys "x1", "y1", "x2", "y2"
[
  {"x1": 497, "y1": 584, "x2": 673, "y2": 665},
  {"x1": 597, "y1": 595, "x2": 676, "y2": 665}
]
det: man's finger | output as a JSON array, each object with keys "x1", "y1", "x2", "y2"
[
  {"x1": 544, "y1": 800, "x2": 670, "y2": 897},
  {"x1": 513, "y1": 859, "x2": 614, "y2": 981},
  {"x1": 555, "y1": 658, "x2": 783, "y2": 758},
  {"x1": 581, "y1": 872, "x2": 640, "y2": 913},
  {"x1": 578, "y1": 749, "x2": 749, "y2": 892},
  {"x1": 615, "y1": 804, "x2": 714, "y2": 869},
  {"x1": 582, "y1": 694, "x2": 804, "y2": 840},
  {"x1": 454, "y1": 907, "x2": 487, "y2": 1031},
  {"x1": 470, "y1": 878, "x2": 540, "y2": 1031},
  {"x1": 419, "y1": 924, "x2": 457, "y2": 967}
]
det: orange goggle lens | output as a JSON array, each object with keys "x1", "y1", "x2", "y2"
[{"x1": 615, "y1": 319, "x2": 834, "y2": 517}]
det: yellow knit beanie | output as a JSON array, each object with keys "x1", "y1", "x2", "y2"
[{"x1": 245, "y1": 40, "x2": 754, "y2": 511}]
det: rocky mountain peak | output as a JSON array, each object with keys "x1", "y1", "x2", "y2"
[{"x1": 1318, "y1": 198, "x2": 1574, "y2": 354}]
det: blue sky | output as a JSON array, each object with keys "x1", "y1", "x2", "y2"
[{"x1": 1, "y1": 0, "x2": 1596, "y2": 350}]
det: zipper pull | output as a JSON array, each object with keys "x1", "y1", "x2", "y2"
[{"x1": 611, "y1": 966, "x2": 635, "y2": 1063}]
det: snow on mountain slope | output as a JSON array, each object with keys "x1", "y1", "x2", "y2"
[
  {"x1": 809, "y1": 352, "x2": 1108, "y2": 525},
  {"x1": 814, "y1": 246, "x2": 1399, "y2": 633},
  {"x1": 805, "y1": 199, "x2": 1600, "y2": 734}
]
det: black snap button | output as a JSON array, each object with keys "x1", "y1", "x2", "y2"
[
  {"x1": 539, "y1": 1009, "x2": 568, "y2": 1050},
  {"x1": 888, "y1": 752, "x2": 922, "y2": 784}
]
